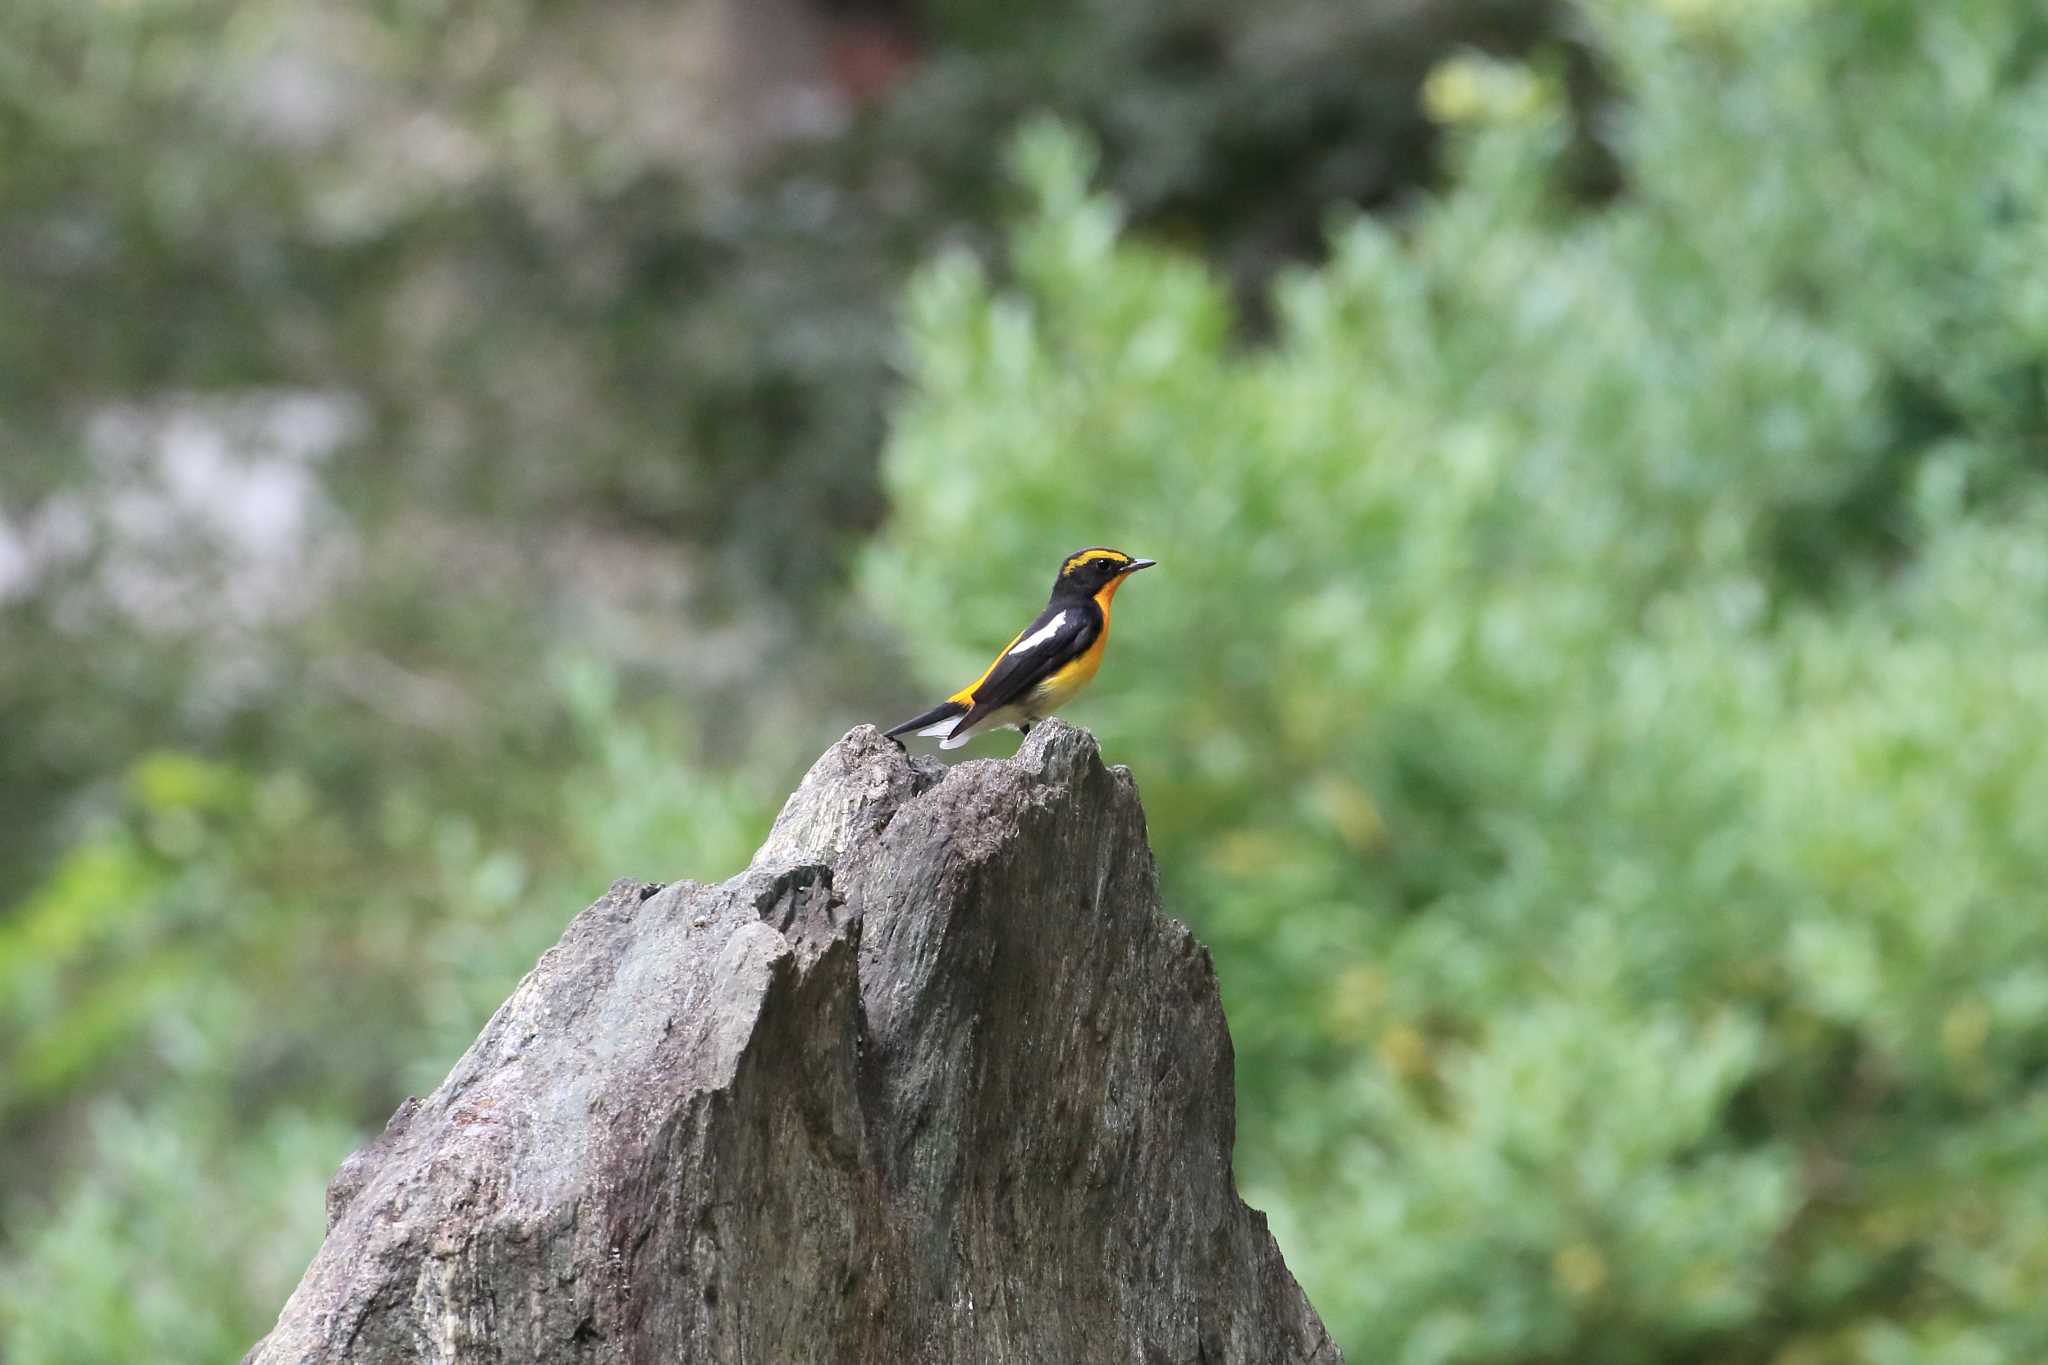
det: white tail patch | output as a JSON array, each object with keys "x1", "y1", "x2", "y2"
[
  {"x1": 938, "y1": 705, "x2": 1024, "y2": 749},
  {"x1": 1008, "y1": 610, "x2": 1066, "y2": 656},
  {"x1": 917, "y1": 714, "x2": 965, "y2": 739}
]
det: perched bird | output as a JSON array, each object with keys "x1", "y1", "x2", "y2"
[{"x1": 885, "y1": 547, "x2": 1157, "y2": 750}]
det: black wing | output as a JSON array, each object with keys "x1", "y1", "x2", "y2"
[{"x1": 959, "y1": 600, "x2": 1099, "y2": 716}]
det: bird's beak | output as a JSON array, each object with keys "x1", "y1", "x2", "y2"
[{"x1": 1123, "y1": 558, "x2": 1158, "y2": 573}]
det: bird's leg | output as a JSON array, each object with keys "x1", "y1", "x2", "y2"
[{"x1": 1018, "y1": 721, "x2": 1034, "y2": 737}]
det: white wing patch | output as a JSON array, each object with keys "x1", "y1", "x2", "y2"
[{"x1": 1008, "y1": 611, "x2": 1066, "y2": 656}]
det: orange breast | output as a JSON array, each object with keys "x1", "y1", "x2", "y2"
[
  {"x1": 1029, "y1": 629, "x2": 1107, "y2": 710},
  {"x1": 1026, "y1": 590, "x2": 1118, "y2": 714}
]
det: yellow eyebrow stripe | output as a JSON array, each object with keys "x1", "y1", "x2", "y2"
[{"x1": 1061, "y1": 549, "x2": 1129, "y2": 576}]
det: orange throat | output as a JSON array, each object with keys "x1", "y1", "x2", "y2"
[{"x1": 1092, "y1": 574, "x2": 1131, "y2": 615}]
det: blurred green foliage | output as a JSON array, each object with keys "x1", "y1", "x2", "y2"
[
  {"x1": 5, "y1": 0, "x2": 1573, "y2": 1355},
  {"x1": 0, "y1": 667, "x2": 777, "y2": 1360},
  {"x1": 9, "y1": 0, "x2": 2048, "y2": 1358},
  {"x1": 868, "y1": 2, "x2": 2048, "y2": 1359},
  {"x1": 0, "y1": 0, "x2": 1561, "y2": 894}
]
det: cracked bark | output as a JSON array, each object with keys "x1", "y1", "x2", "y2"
[{"x1": 247, "y1": 721, "x2": 1341, "y2": 1365}]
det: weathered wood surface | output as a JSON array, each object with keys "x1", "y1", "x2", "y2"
[{"x1": 248, "y1": 721, "x2": 1341, "y2": 1365}]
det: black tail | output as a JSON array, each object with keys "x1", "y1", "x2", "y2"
[{"x1": 884, "y1": 699, "x2": 967, "y2": 740}]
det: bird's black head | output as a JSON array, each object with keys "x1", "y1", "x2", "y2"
[{"x1": 1051, "y1": 547, "x2": 1157, "y2": 602}]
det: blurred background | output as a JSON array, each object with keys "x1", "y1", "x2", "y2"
[{"x1": 5, "y1": 0, "x2": 2048, "y2": 1359}]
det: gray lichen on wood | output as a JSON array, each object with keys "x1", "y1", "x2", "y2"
[{"x1": 248, "y1": 721, "x2": 1341, "y2": 1364}]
